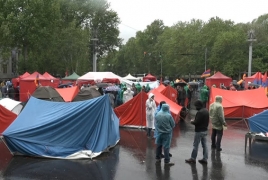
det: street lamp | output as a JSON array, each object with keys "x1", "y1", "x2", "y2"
[{"x1": 247, "y1": 30, "x2": 257, "y2": 76}]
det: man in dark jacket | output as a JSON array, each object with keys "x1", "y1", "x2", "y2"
[{"x1": 185, "y1": 99, "x2": 209, "y2": 164}]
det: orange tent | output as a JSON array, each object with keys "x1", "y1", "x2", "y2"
[
  {"x1": 244, "y1": 72, "x2": 263, "y2": 89},
  {"x1": 0, "y1": 105, "x2": 17, "y2": 135},
  {"x1": 156, "y1": 84, "x2": 166, "y2": 92},
  {"x1": 55, "y1": 86, "x2": 79, "y2": 102},
  {"x1": 209, "y1": 87, "x2": 268, "y2": 118},
  {"x1": 205, "y1": 71, "x2": 232, "y2": 88}
]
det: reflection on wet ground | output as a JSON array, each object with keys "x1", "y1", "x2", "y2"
[{"x1": 1, "y1": 117, "x2": 268, "y2": 180}]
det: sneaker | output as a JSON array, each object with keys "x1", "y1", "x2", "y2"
[
  {"x1": 185, "y1": 158, "x2": 196, "y2": 164},
  {"x1": 164, "y1": 162, "x2": 175, "y2": 166},
  {"x1": 216, "y1": 148, "x2": 222, "y2": 152},
  {"x1": 161, "y1": 154, "x2": 165, "y2": 158},
  {"x1": 198, "y1": 159, "x2": 208, "y2": 164},
  {"x1": 169, "y1": 153, "x2": 172, "y2": 157}
]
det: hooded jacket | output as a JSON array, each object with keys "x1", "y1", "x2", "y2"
[
  {"x1": 155, "y1": 104, "x2": 175, "y2": 133},
  {"x1": 200, "y1": 85, "x2": 209, "y2": 102},
  {"x1": 191, "y1": 100, "x2": 209, "y2": 132},
  {"x1": 146, "y1": 93, "x2": 156, "y2": 113},
  {"x1": 123, "y1": 88, "x2": 134, "y2": 103},
  {"x1": 209, "y1": 96, "x2": 226, "y2": 130}
]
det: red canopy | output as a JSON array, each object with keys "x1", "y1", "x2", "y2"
[
  {"x1": 244, "y1": 72, "x2": 264, "y2": 88},
  {"x1": 158, "y1": 85, "x2": 177, "y2": 103},
  {"x1": 205, "y1": 71, "x2": 232, "y2": 88},
  {"x1": 209, "y1": 87, "x2": 268, "y2": 118},
  {"x1": 11, "y1": 72, "x2": 31, "y2": 88},
  {"x1": 0, "y1": 105, "x2": 17, "y2": 134},
  {"x1": 143, "y1": 73, "x2": 157, "y2": 82},
  {"x1": 43, "y1": 72, "x2": 60, "y2": 88},
  {"x1": 19, "y1": 72, "x2": 51, "y2": 102}
]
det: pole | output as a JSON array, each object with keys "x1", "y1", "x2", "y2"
[
  {"x1": 205, "y1": 47, "x2": 207, "y2": 71},
  {"x1": 247, "y1": 30, "x2": 256, "y2": 77},
  {"x1": 92, "y1": 38, "x2": 98, "y2": 72},
  {"x1": 248, "y1": 42, "x2": 252, "y2": 77}
]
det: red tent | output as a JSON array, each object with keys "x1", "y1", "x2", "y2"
[
  {"x1": 43, "y1": 72, "x2": 60, "y2": 88},
  {"x1": 11, "y1": 72, "x2": 30, "y2": 88},
  {"x1": 158, "y1": 85, "x2": 177, "y2": 103},
  {"x1": 150, "y1": 89, "x2": 182, "y2": 123},
  {"x1": 55, "y1": 86, "x2": 79, "y2": 102},
  {"x1": 143, "y1": 73, "x2": 157, "y2": 82},
  {"x1": 209, "y1": 87, "x2": 268, "y2": 119},
  {"x1": 115, "y1": 91, "x2": 147, "y2": 128},
  {"x1": 19, "y1": 72, "x2": 51, "y2": 102},
  {"x1": 0, "y1": 105, "x2": 17, "y2": 135},
  {"x1": 205, "y1": 71, "x2": 232, "y2": 88}
]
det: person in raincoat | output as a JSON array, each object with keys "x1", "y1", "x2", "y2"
[
  {"x1": 135, "y1": 83, "x2": 142, "y2": 93},
  {"x1": 200, "y1": 85, "x2": 209, "y2": 108},
  {"x1": 209, "y1": 95, "x2": 227, "y2": 152},
  {"x1": 155, "y1": 104, "x2": 175, "y2": 166},
  {"x1": 145, "y1": 84, "x2": 151, "y2": 93},
  {"x1": 123, "y1": 88, "x2": 134, "y2": 103},
  {"x1": 146, "y1": 93, "x2": 157, "y2": 138}
]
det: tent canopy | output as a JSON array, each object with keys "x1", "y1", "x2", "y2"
[
  {"x1": 0, "y1": 105, "x2": 17, "y2": 135},
  {"x1": 143, "y1": 73, "x2": 157, "y2": 82},
  {"x1": 122, "y1": 73, "x2": 139, "y2": 80},
  {"x1": 3, "y1": 95, "x2": 120, "y2": 159},
  {"x1": 78, "y1": 72, "x2": 121, "y2": 84},
  {"x1": 205, "y1": 71, "x2": 232, "y2": 88},
  {"x1": 209, "y1": 87, "x2": 268, "y2": 118},
  {"x1": 42, "y1": 72, "x2": 58, "y2": 80},
  {"x1": 62, "y1": 72, "x2": 80, "y2": 80},
  {"x1": 0, "y1": 98, "x2": 23, "y2": 115},
  {"x1": 248, "y1": 110, "x2": 268, "y2": 133},
  {"x1": 55, "y1": 86, "x2": 79, "y2": 102}
]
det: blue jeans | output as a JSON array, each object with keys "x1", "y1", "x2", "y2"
[{"x1": 191, "y1": 131, "x2": 208, "y2": 160}]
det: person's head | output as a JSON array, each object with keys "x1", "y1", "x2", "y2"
[
  {"x1": 161, "y1": 104, "x2": 169, "y2": 112},
  {"x1": 194, "y1": 99, "x2": 203, "y2": 110},
  {"x1": 215, "y1": 95, "x2": 223, "y2": 103},
  {"x1": 159, "y1": 101, "x2": 166, "y2": 109},
  {"x1": 148, "y1": 93, "x2": 154, "y2": 100}
]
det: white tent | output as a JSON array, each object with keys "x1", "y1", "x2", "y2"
[
  {"x1": 0, "y1": 98, "x2": 23, "y2": 115},
  {"x1": 122, "y1": 73, "x2": 139, "y2": 81},
  {"x1": 78, "y1": 72, "x2": 122, "y2": 83}
]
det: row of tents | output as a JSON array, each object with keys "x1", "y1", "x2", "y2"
[{"x1": 1, "y1": 79, "x2": 268, "y2": 159}]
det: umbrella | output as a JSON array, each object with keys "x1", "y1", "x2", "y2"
[
  {"x1": 163, "y1": 80, "x2": 170, "y2": 84},
  {"x1": 105, "y1": 86, "x2": 121, "y2": 92},
  {"x1": 188, "y1": 82, "x2": 199, "y2": 86},
  {"x1": 174, "y1": 82, "x2": 187, "y2": 87},
  {"x1": 57, "y1": 82, "x2": 73, "y2": 88},
  {"x1": 96, "y1": 83, "x2": 110, "y2": 88}
]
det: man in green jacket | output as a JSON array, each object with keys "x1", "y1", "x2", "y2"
[{"x1": 209, "y1": 96, "x2": 227, "y2": 151}]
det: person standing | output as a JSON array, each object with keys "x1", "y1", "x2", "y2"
[
  {"x1": 200, "y1": 85, "x2": 209, "y2": 108},
  {"x1": 146, "y1": 93, "x2": 156, "y2": 138},
  {"x1": 155, "y1": 104, "x2": 175, "y2": 166},
  {"x1": 209, "y1": 96, "x2": 227, "y2": 151},
  {"x1": 185, "y1": 99, "x2": 209, "y2": 164}
]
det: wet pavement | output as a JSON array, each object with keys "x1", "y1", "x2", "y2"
[{"x1": 1, "y1": 113, "x2": 268, "y2": 180}]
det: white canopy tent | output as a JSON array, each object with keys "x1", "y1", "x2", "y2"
[
  {"x1": 120, "y1": 79, "x2": 159, "y2": 89},
  {"x1": 122, "y1": 73, "x2": 139, "y2": 81},
  {"x1": 78, "y1": 72, "x2": 122, "y2": 83},
  {"x1": 0, "y1": 98, "x2": 23, "y2": 115}
]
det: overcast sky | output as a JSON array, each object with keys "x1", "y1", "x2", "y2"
[{"x1": 107, "y1": 0, "x2": 268, "y2": 43}]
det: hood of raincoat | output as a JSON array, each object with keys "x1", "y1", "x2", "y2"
[
  {"x1": 148, "y1": 93, "x2": 154, "y2": 99},
  {"x1": 215, "y1": 95, "x2": 222, "y2": 103},
  {"x1": 161, "y1": 104, "x2": 169, "y2": 112}
]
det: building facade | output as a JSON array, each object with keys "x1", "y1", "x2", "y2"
[{"x1": 0, "y1": 49, "x2": 18, "y2": 80}]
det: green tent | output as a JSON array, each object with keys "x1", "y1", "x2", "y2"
[{"x1": 62, "y1": 72, "x2": 80, "y2": 80}]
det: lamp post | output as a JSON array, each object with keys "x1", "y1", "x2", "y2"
[
  {"x1": 204, "y1": 47, "x2": 207, "y2": 71},
  {"x1": 247, "y1": 30, "x2": 257, "y2": 76}
]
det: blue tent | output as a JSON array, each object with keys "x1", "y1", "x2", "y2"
[
  {"x1": 3, "y1": 95, "x2": 120, "y2": 159},
  {"x1": 248, "y1": 110, "x2": 268, "y2": 133}
]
